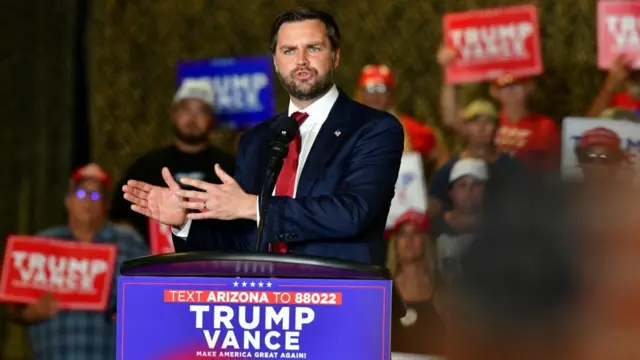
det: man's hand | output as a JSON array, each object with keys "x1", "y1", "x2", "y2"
[
  {"x1": 23, "y1": 293, "x2": 59, "y2": 323},
  {"x1": 122, "y1": 167, "x2": 187, "y2": 227},
  {"x1": 608, "y1": 53, "x2": 632, "y2": 86},
  {"x1": 437, "y1": 45, "x2": 457, "y2": 67},
  {"x1": 175, "y1": 164, "x2": 257, "y2": 221}
]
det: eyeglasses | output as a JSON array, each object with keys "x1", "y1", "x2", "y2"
[
  {"x1": 580, "y1": 152, "x2": 621, "y2": 165},
  {"x1": 363, "y1": 84, "x2": 390, "y2": 94},
  {"x1": 74, "y1": 189, "x2": 102, "y2": 201}
]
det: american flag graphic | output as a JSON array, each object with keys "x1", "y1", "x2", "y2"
[{"x1": 396, "y1": 173, "x2": 415, "y2": 201}]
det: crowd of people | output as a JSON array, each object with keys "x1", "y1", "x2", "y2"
[
  {"x1": 379, "y1": 46, "x2": 640, "y2": 358},
  {"x1": 4, "y1": 5, "x2": 640, "y2": 360}
]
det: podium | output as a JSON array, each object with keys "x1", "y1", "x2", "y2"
[{"x1": 116, "y1": 252, "x2": 406, "y2": 360}]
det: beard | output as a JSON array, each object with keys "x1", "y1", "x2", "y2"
[
  {"x1": 278, "y1": 66, "x2": 334, "y2": 101},
  {"x1": 172, "y1": 124, "x2": 209, "y2": 145}
]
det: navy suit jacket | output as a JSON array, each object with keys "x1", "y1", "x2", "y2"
[{"x1": 174, "y1": 89, "x2": 404, "y2": 266}]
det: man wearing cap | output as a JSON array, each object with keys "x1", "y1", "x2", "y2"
[
  {"x1": 120, "y1": 8, "x2": 404, "y2": 265},
  {"x1": 570, "y1": 127, "x2": 635, "y2": 227},
  {"x1": 574, "y1": 127, "x2": 632, "y2": 185},
  {"x1": 110, "y1": 79, "x2": 235, "y2": 244},
  {"x1": 587, "y1": 54, "x2": 640, "y2": 119},
  {"x1": 430, "y1": 158, "x2": 488, "y2": 284},
  {"x1": 428, "y1": 99, "x2": 525, "y2": 215},
  {"x1": 5, "y1": 164, "x2": 148, "y2": 360},
  {"x1": 437, "y1": 46, "x2": 560, "y2": 172},
  {"x1": 357, "y1": 64, "x2": 450, "y2": 170}
]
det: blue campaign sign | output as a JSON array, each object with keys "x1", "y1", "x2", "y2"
[
  {"x1": 117, "y1": 276, "x2": 392, "y2": 360},
  {"x1": 177, "y1": 56, "x2": 276, "y2": 130}
]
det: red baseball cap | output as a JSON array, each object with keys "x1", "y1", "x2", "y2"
[
  {"x1": 70, "y1": 163, "x2": 111, "y2": 188},
  {"x1": 392, "y1": 210, "x2": 430, "y2": 233},
  {"x1": 578, "y1": 127, "x2": 622, "y2": 151},
  {"x1": 358, "y1": 64, "x2": 395, "y2": 89}
]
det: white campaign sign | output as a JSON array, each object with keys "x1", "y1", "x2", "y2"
[
  {"x1": 386, "y1": 152, "x2": 428, "y2": 228},
  {"x1": 561, "y1": 117, "x2": 640, "y2": 179}
]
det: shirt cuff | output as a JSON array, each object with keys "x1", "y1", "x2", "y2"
[
  {"x1": 256, "y1": 196, "x2": 260, "y2": 227},
  {"x1": 171, "y1": 219, "x2": 192, "y2": 239}
]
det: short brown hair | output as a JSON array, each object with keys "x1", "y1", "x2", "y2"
[{"x1": 269, "y1": 7, "x2": 341, "y2": 54}]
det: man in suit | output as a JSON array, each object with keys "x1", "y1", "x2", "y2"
[{"x1": 121, "y1": 7, "x2": 404, "y2": 265}]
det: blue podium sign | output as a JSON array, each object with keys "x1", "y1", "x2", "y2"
[
  {"x1": 117, "y1": 276, "x2": 392, "y2": 360},
  {"x1": 177, "y1": 56, "x2": 276, "y2": 130}
]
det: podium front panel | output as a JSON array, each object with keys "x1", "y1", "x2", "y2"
[{"x1": 116, "y1": 275, "x2": 392, "y2": 360}]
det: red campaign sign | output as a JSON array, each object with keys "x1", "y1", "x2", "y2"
[
  {"x1": 0, "y1": 235, "x2": 117, "y2": 311},
  {"x1": 148, "y1": 195, "x2": 206, "y2": 254},
  {"x1": 148, "y1": 219, "x2": 176, "y2": 255},
  {"x1": 598, "y1": 1, "x2": 640, "y2": 69},
  {"x1": 442, "y1": 4, "x2": 543, "y2": 84}
]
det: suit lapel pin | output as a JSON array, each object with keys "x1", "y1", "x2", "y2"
[{"x1": 334, "y1": 130, "x2": 342, "y2": 137}]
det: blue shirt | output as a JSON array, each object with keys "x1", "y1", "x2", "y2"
[{"x1": 27, "y1": 223, "x2": 148, "y2": 360}]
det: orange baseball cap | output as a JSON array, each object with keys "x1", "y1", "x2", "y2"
[
  {"x1": 492, "y1": 73, "x2": 531, "y2": 88},
  {"x1": 358, "y1": 64, "x2": 395, "y2": 89}
]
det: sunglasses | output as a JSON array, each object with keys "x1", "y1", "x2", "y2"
[
  {"x1": 363, "y1": 84, "x2": 390, "y2": 94},
  {"x1": 74, "y1": 188, "x2": 102, "y2": 201},
  {"x1": 579, "y1": 152, "x2": 621, "y2": 165}
]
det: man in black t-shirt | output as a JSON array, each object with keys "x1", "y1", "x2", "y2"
[
  {"x1": 110, "y1": 79, "x2": 235, "y2": 244},
  {"x1": 430, "y1": 157, "x2": 487, "y2": 284}
]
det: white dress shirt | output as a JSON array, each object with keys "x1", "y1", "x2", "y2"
[{"x1": 173, "y1": 85, "x2": 340, "y2": 239}]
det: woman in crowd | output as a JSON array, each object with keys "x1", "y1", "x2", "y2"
[{"x1": 387, "y1": 210, "x2": 446, "y2": 356}]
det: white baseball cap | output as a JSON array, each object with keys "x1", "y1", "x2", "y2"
[
  {"x1": 449, "y1": 158, "x2": 489, "y2": 183},
  {"x1": 173, "y1": 79, "x2": 215, "y2": 108}
]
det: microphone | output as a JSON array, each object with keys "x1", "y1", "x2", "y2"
[
  {"x1": 266, "y1": 115, "x2": 299, "y2": 173},
  {"x1": 255, "y1": 114, "x2": 300, "y2": 251}
]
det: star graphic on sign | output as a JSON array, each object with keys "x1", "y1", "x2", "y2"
[
  {"x1": 266, "y1": 281, "x2": 272, "y2": 288},
  {"x1": 250, "y1": 281, "x2": 256, "y2": 287},
  {"x1": 258, "y1": 281, "x2": 264, "y2": 288},
  {"x1": 233, "y1": 281, "x2": 239, "y2": 287},
  {"x1": 242, "y1": 281, "x2": 247, "y2": 287}
]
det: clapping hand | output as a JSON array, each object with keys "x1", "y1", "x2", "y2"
[
  {"x1": 122, "y1": 167, "x2": 187, "y2": 227},
  {"x1": 175, "y1": 164, "x2": 257, "y2": 221}
]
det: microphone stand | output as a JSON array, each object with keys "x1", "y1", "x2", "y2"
[{"x1": 254, "y1": 145, "x2": 287, "y2": 252}]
